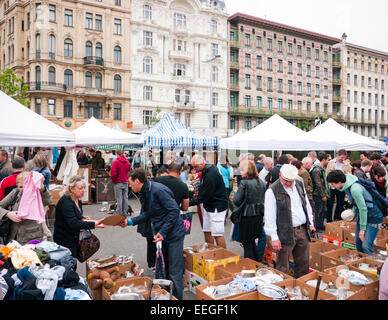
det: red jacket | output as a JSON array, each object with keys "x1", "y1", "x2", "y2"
[
  {"x1": 110, "y1": 156, "x2": 131, "y2": 184},
  {"x1": 0, "y1": 172, "x2": 20, "y2": 200}
]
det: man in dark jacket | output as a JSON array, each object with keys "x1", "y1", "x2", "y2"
[
  {"x1": 110, "y1": 150, "x2": 131, "y2": 215},
  {"x1": 189, "y1": 155, "x2": 229, "y2": 248},
  {"x1": 121, "y1": 168, "x2": 186, "y2": 300}
]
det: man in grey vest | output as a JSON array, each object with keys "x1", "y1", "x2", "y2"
[{"x1": 264, "y1": 164, "x2": 316, "y2": 278}]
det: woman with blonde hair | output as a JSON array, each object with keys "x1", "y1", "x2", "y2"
[
  {"x1": 0, "y1": 171, "x2": 52, "y2": 244},
  {"x1": 54, "y1": 176, "x2": 103, "y2": 264},
  {"x1": 232, "y1": 160, "x2": 266, "y2": 261}
]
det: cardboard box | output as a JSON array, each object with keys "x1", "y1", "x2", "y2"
[
  {"x1": 184, "y1": 270, "x2": 208, "y2": 294},
  {"x1": 270, "y1": 279, "x2": 336, "y2": 300},
  {"x1": 321, "y1": 248, "x2": 367, "y2": 271},
  {"x1": 343, "y1": 229, "x2": 356, "y2": 244},
  {"x1": 309, "y1": 241, "x2": 339, "y2": 271},
  {"x1": 195, "y1": 277, "x2": 253, "y2": 300},
  {"x1": 375, "y1": 236, "x2": 388, "y2": 248},
  {"x1": 323, "y1": 264, "x2": 379, "y2": 300},
  {"x1": 224, "y1": 291, "x2": 262, "y2": 300},
  {"x1": 384, "y1": 217, "x2": 388, "y2": 225},
  {"x1": 297, "y1": 271, "x2": 367, "y2": 300},
  {"x1": 192, "y1": 248, "x2": 240, "y2": 281},
  {"x1": 377, "y1": 229, "x2": 388, "y2": 238},
  {"x1": 214, "y1": 258, "x2": 291, "y2": 282},
  {"x1": 347, "y1": 257, "x2": 383, "y2": 277},
  {"x1": 142, "y1": 288, "x2": 178, "y2": 300},
  {"x1": 183, "y1": 243, "x2": 223, "y2": 272},
  {"x1": 325, "y1": 221, "x2": 344, "y2": 240},
  {"x1": 321, "y1": 235, "x2": 342, "y2": 247},
  {"x1": 102, "y1": 276, "x2": 158, "y2": 300},
  {"x1": 341, "y1": 241, "x2": 357, "y2": 251}
]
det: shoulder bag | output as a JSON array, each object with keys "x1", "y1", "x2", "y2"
[
  {"x1": 230, "y1": 186, "x2": 247, "y2": 225},
  {"x1": 77, "y1": 229, "x2": 100, "y2": 262}
]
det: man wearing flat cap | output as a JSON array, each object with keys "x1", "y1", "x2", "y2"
[{"x1": 264, "y1": 164, "x2": 316, "y2": 278}]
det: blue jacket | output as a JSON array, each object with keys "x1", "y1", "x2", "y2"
[{"x1": 131, "y1": 180, "x2": 186, "y2": 243}]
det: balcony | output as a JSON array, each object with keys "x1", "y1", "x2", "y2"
[
  {"x1": 171, "y1": 74, "x2": 191, "y2": 83},
  {"x1": 230, "y1": 40, "x2": 240, "y2": 49},
  {"x1": 174, "y1": 101, "x2": 196, "y2": 110},
  {"x1": 26, "y1": 82, "x2": 68, "y2": 94},
  {"x1": 168, "y1": 50, "x2": 192, "y2": 61},
  {"x1": 172, "y1": 24, "x2": 188, "y2": 36},
  {"x1": 332, "y1": 61, "x2": 342, "y2": 68},
  {"x1": 333, "y1": 96, "x2": 342, "y2": 103},
  {"x1": 83, "y1": 56, "x2": 104, "y2": 69},
  {"x1": 230, "y1": 61, "x2": 239, "y2": 70},
  {"x1": 230, "y1": 82, "x2": 239, "y2": 91},
  {"x1": 333, "y1": 78, "x2": 341, "y2": 85}
]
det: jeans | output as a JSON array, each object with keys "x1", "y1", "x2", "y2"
[
  {"x1": 313, "y1": 195, "x2": 326, "y2": 230},
  {"x1": 113, "y1": 182, "x2": 129, "y2": 214},
  {"x1": 327, "y1": 188, "x2": 345, "y2": 222},
  {"x1": 355, "y1": 223, "x2": 379, "y2": 255},
  {"x1": 161, "y1": 238, "x2": 184, "y2": 300},
  {"x1": 257, "y1": 229, "x2": 267, "y2": 263}
]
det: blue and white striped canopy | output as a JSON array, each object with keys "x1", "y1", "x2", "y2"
[{"x1": 142, "y1": 113, "x2": 218, "y2": 148}]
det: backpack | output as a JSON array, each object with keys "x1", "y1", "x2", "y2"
[{"x1": 356, "y1": 177, "x2": 388, "y2": 216}]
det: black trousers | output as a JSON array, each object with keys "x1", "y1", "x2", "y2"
[
  {"x1": 146, "y1": 237, "x2": 157, "y2": 268},
  {"x1": 241, "y1": 241, "x2": 259, "y2": 262},
  {"x1": 327, "y1": 188, "x2": 345, "y2": 222}
]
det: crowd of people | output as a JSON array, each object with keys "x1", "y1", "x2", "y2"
[{"x1": 1, "y1": 146, "x2": 388, "y2": 300}]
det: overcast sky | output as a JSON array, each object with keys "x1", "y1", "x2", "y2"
[{"x1": 226, "y1": 0, "x2": 388, "y2": 53}]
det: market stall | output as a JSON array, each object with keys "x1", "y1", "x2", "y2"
[
  {"x1": 0, "y1": 90, "x2": 75, "y2": 147},
  {"x1": 220, "y1": 114, "x2": 335, "y2": 151},
  {"x1": 306, "y1": 118, "x2": 387, "y2": 151}
]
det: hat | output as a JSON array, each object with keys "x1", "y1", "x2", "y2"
[
  {"x1": 280, "y1": 164, "x2": 299, "y2": 181},
  {"x1": 341, "y1": 209, "x2": 355, "y2": 222}
]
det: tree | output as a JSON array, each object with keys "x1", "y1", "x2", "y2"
[
  {"x1": 0, "y1": 68, "x2": 30, "y2": 107},
  {"x1": 148, "y1": 106, "x2": 163, "y2": 128}
]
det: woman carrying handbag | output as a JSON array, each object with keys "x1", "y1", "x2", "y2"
[{"x1": 232, "y1": 160, "x2": 266, "y2": 262}]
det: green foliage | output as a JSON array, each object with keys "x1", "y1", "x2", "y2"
[
  {"x1": 148, "y1": 106, "x2": 163, "y2": 128},
  {"x1": 0, "y1": 68, "x2": 30, "y2": 107}
]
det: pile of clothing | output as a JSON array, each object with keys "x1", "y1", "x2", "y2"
[{"x1": 0, "y1": 240, "x2": 91, "y2": 300}]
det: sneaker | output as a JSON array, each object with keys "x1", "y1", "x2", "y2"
[{"x1": 147, "y1": 266, "x2": 156, "y2": 272}]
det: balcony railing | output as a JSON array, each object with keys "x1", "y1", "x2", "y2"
[
  {"x1": 230, "y1": 40, "x2": 240, "y2": 48},
  {"x1": 168, "y1": 50, "x2": 192, "y2": 61},
  {"x1": 230, "y1": 82, "x2": 239, "y2": 91},
  {"x1": 174, "y1": 101, "x2": 196, "y2": 110},
  {"x1": 83, "y1": 56, "x2": 104, "y2": 67},
  {"x1": 26, "y1": 81, "x2": 68, "y2": 93},
  {"x1": 230, "y1": 61, "x2": 239, "y2": 69}
]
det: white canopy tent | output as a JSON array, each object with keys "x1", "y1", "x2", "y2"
[
  {"x1": 306, "y1": 118, "x2": 387, "y2": 151},
  {"x1": 72, "y1": 117, "x2": 143, "y2": 146},
  {"x1": 0, "y1": 90, "x2": 75, "y2": 147},
  {"x1": 220, "y1": 114, "x2": 336, "y2": 151}
]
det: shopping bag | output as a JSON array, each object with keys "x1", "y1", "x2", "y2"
[
  {"x1": 180, "y1": 211, "x2": 193, "y2": 235},
  {"x1": 155, "y1": 241, "x2": 166, "y2": 279},
  {"x1": 77, "y1": 229, "x2": 100, "y2": 263}
]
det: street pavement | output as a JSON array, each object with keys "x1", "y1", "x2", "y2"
[{"x1": 76, "y1": 195, "x2": 243, "y2": 300}]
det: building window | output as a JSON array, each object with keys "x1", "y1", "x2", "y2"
[
  {"x1": 143, "y1": 31, "x2": 152, "y2": 46},
  {"x1": 114, "y1": 18, "x2": 121, "y2": 35},
  {"x1": 64, "y1": 9, "x2": 73, "y2": 26},
  {"x1": 86, "y1": 13, "x2": 93, "y2": 29},
  {"x1": 256, "y1": 76, "x2": 262, "y2": 90},
  {"x1": 306, "y1": 47, "x2": 311, "y2": 58},
  {"x1": 185, "y1": 113, "x2": 191, "y2": 127},
  {"x1": 245, "y1": 117, "x2": 252, "y2": 130},
  {"x1": 245, "y1": 95, "x2": 251, "y2": 108},
  {"x1": 115, "y1": 0, "x2": 121, "y2": 6},
  {"x1": 36, "y1": 3, "x2": 42, "y2": 20},
  {"x1": 278, "y1": 98, "x2": 283, "y2": 111},
  {"x1": 143, "y1": 5, "x2": 152, "y2": 20},
  {"x1": 324, "y1": 68, "x2": 328, "y2": 80},
  {"x1": 173, "y1": 13, "x2": 186, "y2": 27},
  {"x1": 288, "y1": 80, "x2": 293, "y2": 94},
  {"x1": 307, "y1": 102, "x2": 311, "y2": 113},
  {"x1": 95, "y1": 42, "x2": 102, "y2": 58},
  {"x1": 278, "y1": 59, "x2": 283, "y2": 73},
  {"x1": 184, "y1": 90, "x2": 190, "y2": 103},
  {"x1": 85, "y1": 41, "x2": 92, "y2": 57},
  {"x1": 267, "y1": 38, "x2": 272, "y2": 50},
  {"x1": 245, "y1": 53, "x2": 251, "y2": 67},
  {"x1": 230, "y1": 93, "x2": 237, "y2": 107},
  {"x1": 297, "y1": 45, "x2": 302, "y2": 56},
  {"x1": 48, "y1": 99, "x2": 55, "y2": 115},
  {"x1": 114, "y1": 103, "x2": 122, "y2": 120},
  {"x1": 212, "y1": 92, "x2": 218, "y2": 106},
  {"x1": 245, "y1": 33, "x2": 250, "y2": 46},
  {"x1": 95, "y1": 72, "x2": 102, "y2": 89},
  {"x1": 256, "y1": 55, "x2": 262, "y2": 69},
  {"x1": 324, "y1": 86, "x2": 328, "y2": 98},
  {"x1": 288, "y1": 100, "x2": 292, "y2": 111},
  {"x1": 210, "y1": 19, "x2": 217, "y2": 33},
  {"x1": 297, "y1": 63, "x2": 302, "y2": 75},
  {"x1": 288, "y1": 61, "x2": 292, "y2": 74},
  {"x1": 143, "y1": 86, "x2": 152, "y2": 100},
  {"x1": 315, "y1": 49, "x2": 320, "y2": 60},
  {"x1": 257, "y1": 96, "x2": 262, "y2": 109},
  {"x1": 48, "y1": 66, "x2": 55, "y2": 85},
  {"x1": 297, "y1": 82, "x2": 302, "y2": 95},
  {"x1": 85, "y1": 102, "x2": 103, "y2": 119},
  {"x1": 114, "y1": 46, "x2": 121, "y2": 63},
  {"x1": 35, "y1": 66, "x2": 41, "y2": 83},
  {"x1": 278, "y1": 79, "x2": 283, "y2": 93},
  {"x1": 212, "y1": 114, "x2": 218, "y2": 128},
  {"x1": 174, "y1": 63, "x2": 186, "y2": 76},
  {"x1": 35, "y1": 98, "x2": 41, "y2": 114},
  {"x1": 143, "y1": 57, "x2": 153, "y2": 73},
  {"x1": 35, "y1": 33, "x2": 41, "y2": 58},
  {"x1": 267, "y1": 57, "x2": 273, "y2": 71},
  {"x1": 95, "y1": 14, "x2": 102, "y2": 31},
  {"x1": 315, "y1": 66, "x2": 320, "y2": 78},
  {"x1": 64, "y1": 100, "x2": 73, "y2": 118},
  {"x1": 85, "y1": 72, "x2": 92, "y2": 88},
  {"x1": 245, "y1": 74, "x2": 251, "y2": 89},
  {"x1": 64, "y1": 38, "x2": 73, "y2": 57},
  {"x1": 267, "y1": 77, "x2": 273, "y2": 91},
  {"x1": 48, "y1": 35, "x2": 55, "y2": 59},
  {"x1": 298, "y1": 101, "x2": 302, "y2": 112},
  {"x1": 114, "y1": 75, "x2": 122, "y2": 92},
  {"x1": 143, "y1": 110, "x2": 153, "y2": 125},
  {"x1": 211, "y1": 43, "x2": 218, "y2": 57},
  {"x1": 64, "y1": 69, "x2": 73, "y2": 88},
  {"x1": 288, "y1": 43, "x2": 293, "y2": 55},
  {"x1": 306, "y1": 83, "x2": 311, "y2": 96},
  {"x1": 49, "y1": 4, "x2": 56, "y2": 22},
  {"x1": 268, "y1": 97, "x2": 273, "y2": 110},
  {"x1": 256, "y1": 36, "x2": 262, "y2": 48},
  {"x1": 230, "y1": 116, "x2": 236, "y2": 130},
  {"x1": 277, "y1": 41, "x2": 282, "y2": 52}
]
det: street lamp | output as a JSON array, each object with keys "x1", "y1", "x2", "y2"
[{"x1": 203, "y1": 54, "x2": 221, "y2": 134}]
